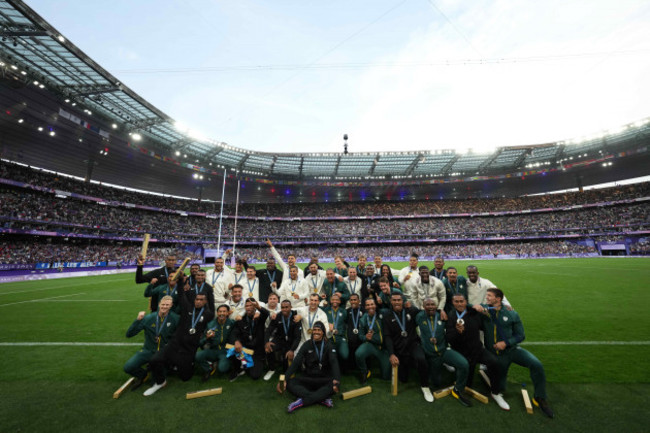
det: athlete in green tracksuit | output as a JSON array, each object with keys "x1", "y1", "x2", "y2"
[
  {"x1": 481, "y1": 288, "x2": 554, "y2": 418},
  {"x1": 323, "y1": 293, "x2": 349, "y2": 363},
  {"x1": 355, "y1": 297, "x2": 391, "y2": 384},
  {"x1": 442, "y1": 267, "x2": 468, "y2": 315},
  {"x1": 144, "y1": 279, "x2": 180, "y2": 314},
  {"x1": 123, "y1": 295, "x2": 179, "y2": 390},
  {"x1": 416, "y1": 298, "x2": 472, "y2": 406},
  {"x1": 195, "y1": 304, "x2": 235, "y2": 381},
  {"x1": 321, "y1": 268, "x2": 350, "y2": 306}
]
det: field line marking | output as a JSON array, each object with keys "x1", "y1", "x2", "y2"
[
  {"x1": 0, "y1": 341, "x2": 648, "y2": 347},
  {"x1": 523, "y1": 341, "x2": 650, "y2": 346},
  {"x1": 0, "y1": 342, "x2": 141, "y2": 347},
  {"x1": 47, "y1": 299, "x2": 128, "y2": 302},
  {"x1": 0, "y1": 277, "x2": 128, "y2": 295},
  {"x1": 0, "y1": 292, "x2": 85, "y2": 307}
]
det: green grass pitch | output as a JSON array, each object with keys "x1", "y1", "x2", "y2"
[{"x1": 1, "y1": 258, "x2": 649, "y2": 433}]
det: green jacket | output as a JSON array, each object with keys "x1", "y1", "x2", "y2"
[
  {"x1": 144, "y1": 283, "x2": 180, "y2": 314},
  {"x1": 442, "y1": 276, "x2": 468, "y2": 313},
  {"x1": 321, "y1": 279, "x2": 350, "y2": 305},
  {"x1": 416, "y1": 310, "x2": 447, "y2": 357},
  {"x1": 201, "y1": 318, "x2": 235, "y2": 350},
  {"x1": 359, "y1": 312, "x2": 385, "y2": 349},
  {"x1": 324, "y1": 306, "x2": 347, "y2": 343},
  {"x1": 481, "y1": 306, "x2": 525, "y2": 355},
  {"x1": 126, "y1": 311, "x2": 179, "y2": 352}
]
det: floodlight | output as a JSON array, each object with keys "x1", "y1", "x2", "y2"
[{"x1": 132, "y1": 133, "x2": 142, "y2": 141}]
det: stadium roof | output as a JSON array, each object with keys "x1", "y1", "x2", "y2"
[{"x1": 1, "y1": 0, "x2": 649, "y2": 183}]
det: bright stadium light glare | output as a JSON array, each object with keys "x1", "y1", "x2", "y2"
[
  {"x1": 175, "y1": 151, "x2": 180, "y2": 156},
  {"x1": 57, "y1": 35, "x2": 65, "y2": 42},
  {"x1": 132, "y1": 133, "x2": 142, "y2": 141}
]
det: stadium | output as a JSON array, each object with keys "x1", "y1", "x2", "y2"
[{"x1": 1, "y1": 1, "x2": 649, "y2": 432}]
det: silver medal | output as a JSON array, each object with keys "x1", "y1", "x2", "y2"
[
  {"x1": 457, "y1": 318, "x2": 465, "y2": 326},
  {"x1": 401, "y1": 331, "x2": 408, "y2": 337},
  {"x1": 189, "y1": 328, "x2": 196, "y2": 335},
  {"x1": 353, "y1": 328, "x2": 359, "y2": 335}
]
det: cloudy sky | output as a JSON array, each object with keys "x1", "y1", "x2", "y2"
[{"x1": 27, "y1": 0, "x2": 650, "y2": 154}]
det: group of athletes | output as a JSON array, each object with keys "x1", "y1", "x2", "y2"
[{"x1": 124, "y1": 239, "x2": 553, "y2": 418}]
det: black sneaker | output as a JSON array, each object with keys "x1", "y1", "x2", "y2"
[
  {"x1": 533, "y1": 397, "x2": 554, "y2": 419},
  {"x1": 229, "y1": 368, "x2": 245, "y2": 382},
  {"x1": 359, "y1": 370, "x2": 369, "y2": 386},
  {"x1": 131, "y1": 377, "x2": 144, "y2": 391},
  {"x1": 451, "y1": 387, "x2": 472, "y2": 407}
]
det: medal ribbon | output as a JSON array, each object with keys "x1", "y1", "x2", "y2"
[
  {"x1": 193, "y1": 282, "x2": 205, "y2": 295},
  {"x1": 235, "y1": 273, "x2": 244, "y2": 284},
  {"x1": 428, "y1": 312, "x2": 440, "y2": 352},
  {"x1": 311, "y1": 275, "x2": 320, "y2": 292},
  {"x1": 369, "y1": 313, "x2": 378, "y2": 332},
  {"x1": 350, "y1": 279, "x2": 358, "y2": 294},
  {"x1": 191, "y1": 307, "x2": 205, "y2": 331},
  {"x1": 457, "y1": 309, "x2": 467, "y2": 320},
  {"x1": 313, "y1": 339, "x2": 325, "y2": 366},
  {"x1": 211, "y1": 271, "x2": 223, "y2": 286},
  {"x1": 351, "y1": 308, "x2": 360, "y2": 330},
  {"x1": 427, "y1": 312, "x2": 439, "y2": 338},
  {"x1": 155, "y1": 313, "x2": 168, "y2": 350},
  {"x1": 308, "y1": 310, "x2": 318, "y2": 330},
  {"x1": 282, "y1": 313, "x2": 291, "y2": 337},
  {"x1": 266, "y1": 270, "x2": 276, "y2": 283},
  {"x1": 392, "y1": 309, "x2": 407, "y2": 335},
  {"x1": 247, "y1": 279, "x2": 256, "y2": 297},
  {"x1": 247, "y1": 315, "x2": 255, "y2": 337}
]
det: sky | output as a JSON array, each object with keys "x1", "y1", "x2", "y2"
[{"x1": 26, "y1": 0, "x2": 650, "y2": 154}]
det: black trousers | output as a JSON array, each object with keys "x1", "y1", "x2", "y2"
[
  {"x1": 466, "y1": 348, "x2": 502, "y2": 393},
  {"x1": 231, "y1": 352, "x2": 265, "y2": 380},
  {"x1": 397, "y1": 344, "x2": 429, "y2": 387},
  {"x1": 267, "y1": 344, "x2": 292, "y2": 373},
  {"x1": 149, "y1": 344, "x2": 196, "y2": 384},
  {"x1": 286, "y1": 376, "x2": 335, "y2": 406}
]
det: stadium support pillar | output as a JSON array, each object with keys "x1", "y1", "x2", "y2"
[
  {"x1": 232, "y1": 176, "x2": 241, "y2": 258},
  {"x1": 576, "y1": 175, "x2": 583, "y2": 193},
  {"x1": 84, "y1": 156, "x2": 95, "y2": 183},
  {"x1": 217, "y1": 169, "x2": 227, "y2": 254}
]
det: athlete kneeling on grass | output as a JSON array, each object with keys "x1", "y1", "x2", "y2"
[{"x1": 282, "y1": 321, "x2": 340, "y2": 413}]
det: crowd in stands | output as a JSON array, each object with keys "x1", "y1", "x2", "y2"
[
  {"x1": 2, "y1": 160, "x2": 649, "y2": 217},
  {"x1": 0, "y1": 241, "x2": 200, "y2": 265},
  {"x1": 0, "y1": 239, "x2": 597, "y2": 265},
  {"x1": 1, "y1": 160, "x2": 647, "y2": 265},
  {"x1": 222, "y1": 241, "x2": 597, "y2": 263},
  {"x1": 2, "y1": 186, "x2": 648, "y2": 242}
]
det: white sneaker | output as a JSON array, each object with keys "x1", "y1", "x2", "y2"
[
  {"x1": 263, "y1": 370, "x2": 276, "y2": 381},
  {"x1": 421, "y1": 387, "x2": 434, "y2": 403},
  {"x1": 443, "y1": 363, "x2": 456, "y2": 372},
  {"x1": 479, "y1": 364, "x2": 487, "y2": 371},
  {"x1": 491, "y1": 393, "x2": 510, "y2": 411},
  {"x1": 143, "y1": 380, "x2": 166, "y2": 396}
]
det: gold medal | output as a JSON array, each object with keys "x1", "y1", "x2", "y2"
[
  {"x1": 307, "y1": 328, "x2": 313, "y2": 334},
  {"x1": 248, "y1": 293, "x2": 253, "y2": 297}
]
